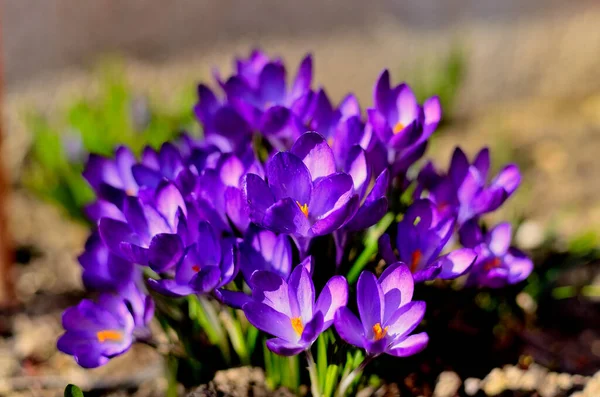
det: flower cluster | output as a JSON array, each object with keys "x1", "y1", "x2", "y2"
[{"x1": 57, "y1": 49, "x2": 533, "y2": 390}]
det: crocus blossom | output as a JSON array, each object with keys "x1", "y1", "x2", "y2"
[
  {"x1": 57, "y1": 284, "x2": 154, "y2": 368},
  {"x1": 418, "y1": 147, "x2": 521, "y2": 225},
  {"x1": 243, "y1": 265, "x2": 348, "y2": 356},
  {"x1": 378, "y1": 199, "x2": 476, "y2": 282},
  {"x1": 460, "y1": 221, "x2": 533, "y2": 288},
  {"x1": 334, "y1": 264, "x2": 428, "y2": 357}
]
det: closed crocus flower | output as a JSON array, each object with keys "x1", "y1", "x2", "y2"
[
  {"x1": 418, "y1": 147, "x2": 521, "y2": 225},
  {"x1": 378, "y1": 199, "x2": 476, "y2": 282},
  {"x1": 242, "y1": 265, "x2": 348, "y2": 356},
  {"x1": 460, "y1": 221, "x2": 533, "y2": 288},
  {"x1": 57, "y1": 284, "x2": 153, "y2": 368},
  {"x1": 242, "y1": 132, "x2": 359, "y2": 254},
  {"x1": 147, "y1": 221, "x2": 237, "y2": 298},
  {"x1": 334, "y1": 264, "x2": 428, "y2": 357}
]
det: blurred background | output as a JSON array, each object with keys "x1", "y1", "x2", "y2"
[{"x1": 1, "y1": 1, "x2": 600, "y2": 396}]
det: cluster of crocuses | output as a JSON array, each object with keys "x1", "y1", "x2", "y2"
[{"x1": 57, "y1": 50, "x2": 532, "y2": 389}]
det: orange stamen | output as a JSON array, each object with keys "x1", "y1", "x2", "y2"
[
  {"x1": 192, "y1": 265, "x2": 201, "y2": 272},
  {"x1": 96, "y1": 330, "x2": 123, "y2": 343},
  {"x1": 296, "y1": 201, "x2": 309, "y2": 218},
  {"x1": 291, "y1": 317, "x2": 304, "y2": 336},
  {"x1": 410, "y1": 249, "x2": 422, "y2": 273},
  {"x1": 372, "y1": 323, "x2": 388, "y2": 341},
  {"x1": 393, "y1": 121, "x2": 405, "y2": 134},
  {"x1": 125, "y1": 188, "x2": 136, "y2": 197},
  {"x1": 484, "y1": 257, "x2": 502, "y2": 271}
]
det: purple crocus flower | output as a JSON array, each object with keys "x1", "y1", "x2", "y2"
[
  {"x1": 242, "y1": 132, "x2": 359, "y2": 252},
  {"x1": 460, "y1": 221, "x2": 533, "y2": 288},
  {"x1": 242, "y1": 265, "x2": 348, "y2": 356},
  {"x1": 83, "y1": 146, "x2": 139, "y2": 207},
  {"x1": 98, "y1": 181, "x2": 188, "y2": 272},
  {"x1": 418, "y1": 147, "x2": 521, "y2": 225},
  {"x1": 367, "y1": 70, "x2": 441, "y2": 175},
  {"x1": 147, "y1": 221, "x2": 238, "y2": 297},
  {"x1": 223, "y1": 54, "x2": 314, "y2": 129},
  {"x1": 57, "y1": 284, "x2": 154, "y2": 368},
  {"x1": 79, "y1": 232, "x2": 136, "y2": 291},
  {"x1": 378, "y1": 199, "x2": 476, "y2": 282},
  {"x1": 334, "y1": 264, "x2": 428, "y2": 357}
]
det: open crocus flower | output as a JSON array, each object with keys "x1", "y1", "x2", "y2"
[
  {"x1": 334, "y1": 264, "x2": 428, "y2": 357},
  {"x1": 378, "y1": 199, "x2": 476, "y2": 282},
  {"x1": 460, "y1": 221, "x2": 533, "y2": 288},
  {"x1": 242, "y1": 132, "x2": 358, "y2": 253},
  {"x1": 147, "y1": 221, "x2": 237, "y2": 297},
  {"x1": 367, "y1": 70, "x2": 441, "y2": 175},
  {"x1": 83, "y1": 146, "x2": 140, "y2": 207},
  {"x1": 57, "y1": 285, "x2": 154, "y2": 368},
  {"x1": 98, "y1": 181, "x2": 189, "y2": 272},
  {"x1": 418, "y1": 147, "x2": 521, "y2": 225},
  {"x1": 242, "y1": 265, "x2": 348, "y2": 356}
]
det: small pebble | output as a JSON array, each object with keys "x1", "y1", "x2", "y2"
[
  {"x1": 464, "y1": 378, "x2": 480, "y2": 396},
  {"x1": 433, "y1": 371, "x2": 461, "y2": 397}
]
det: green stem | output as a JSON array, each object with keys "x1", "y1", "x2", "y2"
[
  {"x1": 306, "y1": 349, "x2": 322, "y2": 397},
  {"x1": 334, "y1": 355, "x2": 373, "y2": 397},
  {"x1": 197, "y1": 296, "x2": 231, "y2": 363},
  {"x1": 219, "y1": 309, "x2": 250, "y2": 365}
]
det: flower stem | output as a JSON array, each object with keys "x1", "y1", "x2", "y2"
[
  {"x1": 306, "y1": 349, "x2": 322, "y2": 397},
  {"x1": 334, "y1": 355, "x2": 374, "y2": 397}
]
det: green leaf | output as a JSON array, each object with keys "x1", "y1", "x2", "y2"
[{"x1": 64, "y1": 384, "x2": 84, "y2": 397}]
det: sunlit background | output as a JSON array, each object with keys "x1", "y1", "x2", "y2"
[{"x1": 2, "y1": 1, "x2": 600, "y2": 396}]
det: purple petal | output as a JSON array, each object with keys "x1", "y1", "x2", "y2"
[
  {"x1": 387, "y1": 332, "x2": 429, "y2": 357},
  {"x1": 436, "y1": 248, "x2": 477, "y2": 279},
  {"x1": 374, "y1": 70, "x2": 391, "y2": 114},
  {"x1": 155, "y1": 182, "x2": 187, "y2": 225},
  {"x1": 98, "y1": 218, "x2": 138, "y2": 257},
  {"x1": 385, "y1": 301, "x2": 426, "y2": 338},
  {"x1": 190, "y1": 266, "x2": 221, "y2": 294},
  {"x1": 131, "y1": 165, "x2": 163, "y2": 190},
  {"x1": 491, "y1": 164, "x2": 521, "y2": 196},
  {"x1": 310, "y1": 195, "x2": 358, "y2": 236},
  {"x1": 147, "y1": 279, "x2": 196, "y2": 298},
  {"x1": 506, "y1": 248, "x2": 533, "y2": 284},
  {"x1": 423, "y1": 96, "x2": 442, "y2": 135},
  {"x1": 334, "y1": 307, "x2": 364, "y2": 348},
  {"x1": 300, "y1": 311, "x2": 324, "y2": 345},
  {"x1": 148, "y1": 234, "x2": 183, "y2": 272},
  {"x1": 345, "y1": 146, "x2": 370, "y2": 196},
  {"x1": 291, "y1": 132, "x2": 336, "y2": 180},
  {"x1": 243, "y1": 302, "x2": 297, "y2": 341},
  {"x1": 357, "y1": 271, "x2": 384, "y2": 335},
  {"x1": 396, "y1": 84, "x2": 418, "y2": 125},
  {"x1": 242, "y1": 173, "x2": 275, "y2": 222},
  {"x1": 266, "y1": 152, "x2": 312, "y2": 204},
  {"x1": 215, "y1": 289, "x2": 252, "y2": 310},
  {"x1": 379, "y1": 263, "x2": 414, "y2": 322},
  {"x1": 263, "y1": 198, "x2": 311, "y2": 236},
  {"x1": 488, "y1": 223, "x2": 512, "y2": 256},
  {"x1": 315, "y1": 276, "x2": 348, "y2": 328},
  {"x1": 291, "y1": 54, "x2": 313, "y2": 100},
  {"x1": 378, "y1": 234, "x2": 397, "y2": 265},
  {"x1": 309, "y1": 173, "x2": 354, "y2": 219},
  {"x1": 266, "y1": 338, "x2": 306, "y2": 356},
  {"x1": 449, "y1": 147, "x2": 470, "y2": 186},
  {"x1": 250, "y1": 270, "x2": 292, "y2": 317},
  {"x1": 344, "y1": 197, "x2": 388, "y2": 231},
  {"x1": 259, "y1": 63, "x2": 286, "y2": 105},
  {"x1": 288, "y1": 265, "x2": 315, "y2": 324},
  {"x1": 339, "y1": 94, "x2": 361, "y2": 118},
  {"x1": 473, "y1": 148, "x2": 490, "y2": 178}
]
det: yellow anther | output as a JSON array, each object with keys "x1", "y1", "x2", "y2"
[
  {"x1": 291, "y1": 317, "x2": 304, "y2": 336},
  {"x1": 372, "y1": 323, "x2": 388, "y2": 341},
  {"x1": 393, "y1": 121, "x2": 405, "y2": 134},
  {"x1": 296, "y1": 201, "x2": 309, "y2": 218},
  {"x1": 96, "y1": 330, "x2": 123, "y2": 343}
]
